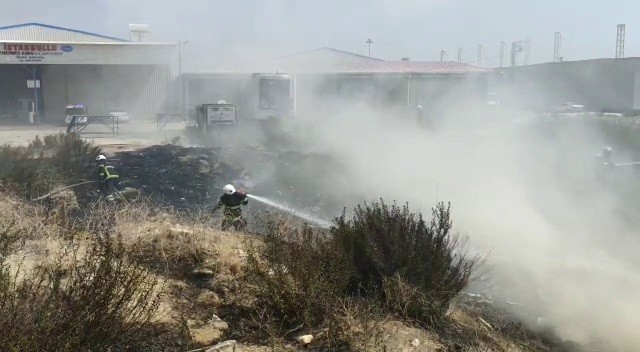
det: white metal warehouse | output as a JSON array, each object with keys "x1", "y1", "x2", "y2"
[{"x1": 0, "y1": 23, "x2": 177, "y2": 124}]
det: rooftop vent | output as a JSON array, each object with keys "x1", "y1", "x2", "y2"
[{"x1": 128, "y1": 24, "x2": 151, "y2": 42}]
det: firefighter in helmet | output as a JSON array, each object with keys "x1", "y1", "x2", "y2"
[
  {"x1": 214, "y1": 184, "x2": 249, "y2": 231},
  {"x1": 95, "y1": 154, "x2": 120, "y2": 201}
]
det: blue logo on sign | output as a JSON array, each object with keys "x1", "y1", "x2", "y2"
[{"x1": 60, "y1": 45, "x2": 73, "y2": 52}]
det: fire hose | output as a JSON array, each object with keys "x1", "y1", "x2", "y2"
[
  {"x1": 31, "y1": 180, "x2": 130, "y2": 204},
  {"x1": 31, "y1": 180, "x2": 96, "y2": 202}
]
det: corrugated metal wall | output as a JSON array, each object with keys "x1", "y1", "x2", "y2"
[
  {"x1": 38, "y1": 65, "x2": 171, "y2": 122},
  {"x1": 507, "y1": 59, "x2": 640, "y2": 112},
  {"x1": 131, "y1": 65, "x2": 171, "y2": 120}
]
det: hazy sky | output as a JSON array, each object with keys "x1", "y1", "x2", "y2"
[{"x1": 2, "y1": 0, "x2": 639, "y2": 67}]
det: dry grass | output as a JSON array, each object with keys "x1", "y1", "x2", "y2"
[
  {"x1": 0, "y1": 191, "x2": 552, "y2": 352},
  {"x1": 0, "y1": 226, "x2": 162, "y2": 351}
]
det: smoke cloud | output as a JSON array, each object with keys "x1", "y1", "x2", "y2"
[
  {"x1": 286, "y1": 87, "x2": 640, "y2": 350},
  {"x1": 3, "y1": 0, "x2": 640, "y2": 349}
]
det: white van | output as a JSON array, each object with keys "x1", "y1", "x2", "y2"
[{"x1": 65, "y1": 105, "x2": 88, "y2": 124}]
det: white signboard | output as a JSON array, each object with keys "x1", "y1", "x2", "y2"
[
  {"x1": 1, "y1": 43, "x2": 73, "y2": 63},
  {"x1": 0, "y1": 42, "x2": 175, "y2": 65},
  {"x1": 27, "y1": 80, "x2": 41, "y2": 88},
  {"x1": 206, "y1": 105, "x2": 236, "y2": 125}
]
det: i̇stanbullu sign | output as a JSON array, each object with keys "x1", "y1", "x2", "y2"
[{"x1": 0, "y1": 43, "x2": 73, "y2": 63}]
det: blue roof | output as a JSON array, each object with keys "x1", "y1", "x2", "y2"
[{"x1": 0, "y1": 22, "x2": 129, "y2": 42}]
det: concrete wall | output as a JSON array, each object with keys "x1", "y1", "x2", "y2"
[{"x1": 504, "y1": 58, "x2": 640, "y2": 112}]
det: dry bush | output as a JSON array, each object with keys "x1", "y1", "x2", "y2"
[
  {"x1": 41, "y1": 133, "x2": 101, "y2": 178},
  {"x1": 0, "y1": 133, "x2": 100, "y2": 200},
  {"x1": 244, "y1": 218, "x2": 353, "y2": 336},
  {"x1": 326, "y1": 298, "x2": 389, "y2": 352},
  {"x1": 0, "y1": 193, "x2": 210, "y2": 350},
  {"x1": 0, "y1": 144, "x2": 53, "y2": 199},
  {"x1": 108, "y1": 201, "x2": 218, "y2": 279},
  {"x1": 129, "y1": 227, "x2": 215, "y2": 278},
  {"x1": 0, "y1": 224, "x2": 162, "y2": 351}
]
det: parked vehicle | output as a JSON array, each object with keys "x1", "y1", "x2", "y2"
[
  {"x1": 108, "y1": 108, "x2": 130, "y2": 123},
  {"x1": 553, "y1": 102, "x2": 584, "y2": 113},
  {"x1": 185, "y1": 72, "x2": 295, "y2": 122},
  {"x1": 65, "y1": 104, "x2": 88, "y2": 124}
]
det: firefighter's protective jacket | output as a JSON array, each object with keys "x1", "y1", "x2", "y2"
[
  {"x1": 218, "y1": 192, "x2": 249, "y2": 220},
  {"x1": 97, "y1": 164, "x2": 120, "y2": 183}
]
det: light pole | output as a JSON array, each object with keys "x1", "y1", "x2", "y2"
[
  {"x1": 178, "y1": 40, "x2": 189, "y2": 114},
  {"x1": 365, "y1": 38, "x2": 373, "y2": 57}
]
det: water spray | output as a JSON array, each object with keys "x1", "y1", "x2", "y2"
[{"x1": 247, "y1": 194, "x2": 332, "y2": 228}]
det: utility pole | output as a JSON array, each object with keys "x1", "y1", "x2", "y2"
[
  {"x1": 477, "y1": 44, "x2": 484, "y2": 66},
  {"x1": 32, "y1": 65, "x2": 39, "y2": 122},
  {"x1": 511, "y1": 41, "x2": 524, "y2": 68},
  {"x1": 553, "y1": 32, "x2": 562, "y2": 62},
  {"x1": 365, "y1": 39, "x2": 373, "y2": 57},
  {"x1": 616, "y1": 24, "x2": 626, "y2": 59},
  {"x1": 457, "y1": 47, "x2": 463, "y2": 63},
  {"x1": 500, "y1": 41, "x2": 506, "y2": 68},
  {"x1": 178, "y1": 40, "x2": 189, "y2": 114}
]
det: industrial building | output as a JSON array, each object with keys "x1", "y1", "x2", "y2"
[
  {"x1": 0, "y1": 23, "x2": 177, "y2": 124},
  {"x1": 504, "y1": 58, "x2": 640, "y2": 114},
  {"x1": 182, "y1": 47, "x2": 492, "y2": 119},
  {"x1": 294, "y1": 59, "x2": 491, "y2": 114}
]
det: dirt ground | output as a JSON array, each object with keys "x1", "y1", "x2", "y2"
[{"x1": 0, "y1": 120, "x2": 187, "y2": 147}]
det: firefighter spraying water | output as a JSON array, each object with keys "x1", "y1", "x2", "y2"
[
  {"x1": 212, "y1": 184, "x2": 331, "y2": 231},
  {"x1": 213, "y1": 184, "x2": 249, "y2": 231},
  {"x1": 246, "y1": 194, "x2": 332, "y2": 228}
]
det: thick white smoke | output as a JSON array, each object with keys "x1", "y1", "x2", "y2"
[{"x1": 291, "y1": 95, "x2": 640, "y2": 350}]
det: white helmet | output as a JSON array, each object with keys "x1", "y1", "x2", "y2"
[
  {"x1": 223, "y1": 184, "x2": 236, "y2": 195},
  {"x1": 96, "y1": 155, "x2": 106, "y2": 162}
]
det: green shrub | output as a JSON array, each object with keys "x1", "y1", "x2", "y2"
[
  {"x1": 333, "y1": 201, "x2": 477, "y2": 326},
  {"x1": 0, "y1": 228, "x2": 162, "y2": 351},
  {"x1": 243, "y1": 200, "x2": 478, "y2": 341}
]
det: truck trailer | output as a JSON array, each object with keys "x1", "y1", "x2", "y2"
[{"x1": 184, "y1": 72, "x2": 295, "y2": 124}]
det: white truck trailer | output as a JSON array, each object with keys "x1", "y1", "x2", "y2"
[{"x1": 185, "y1": 72, "x2": 295, "y2": 124}]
